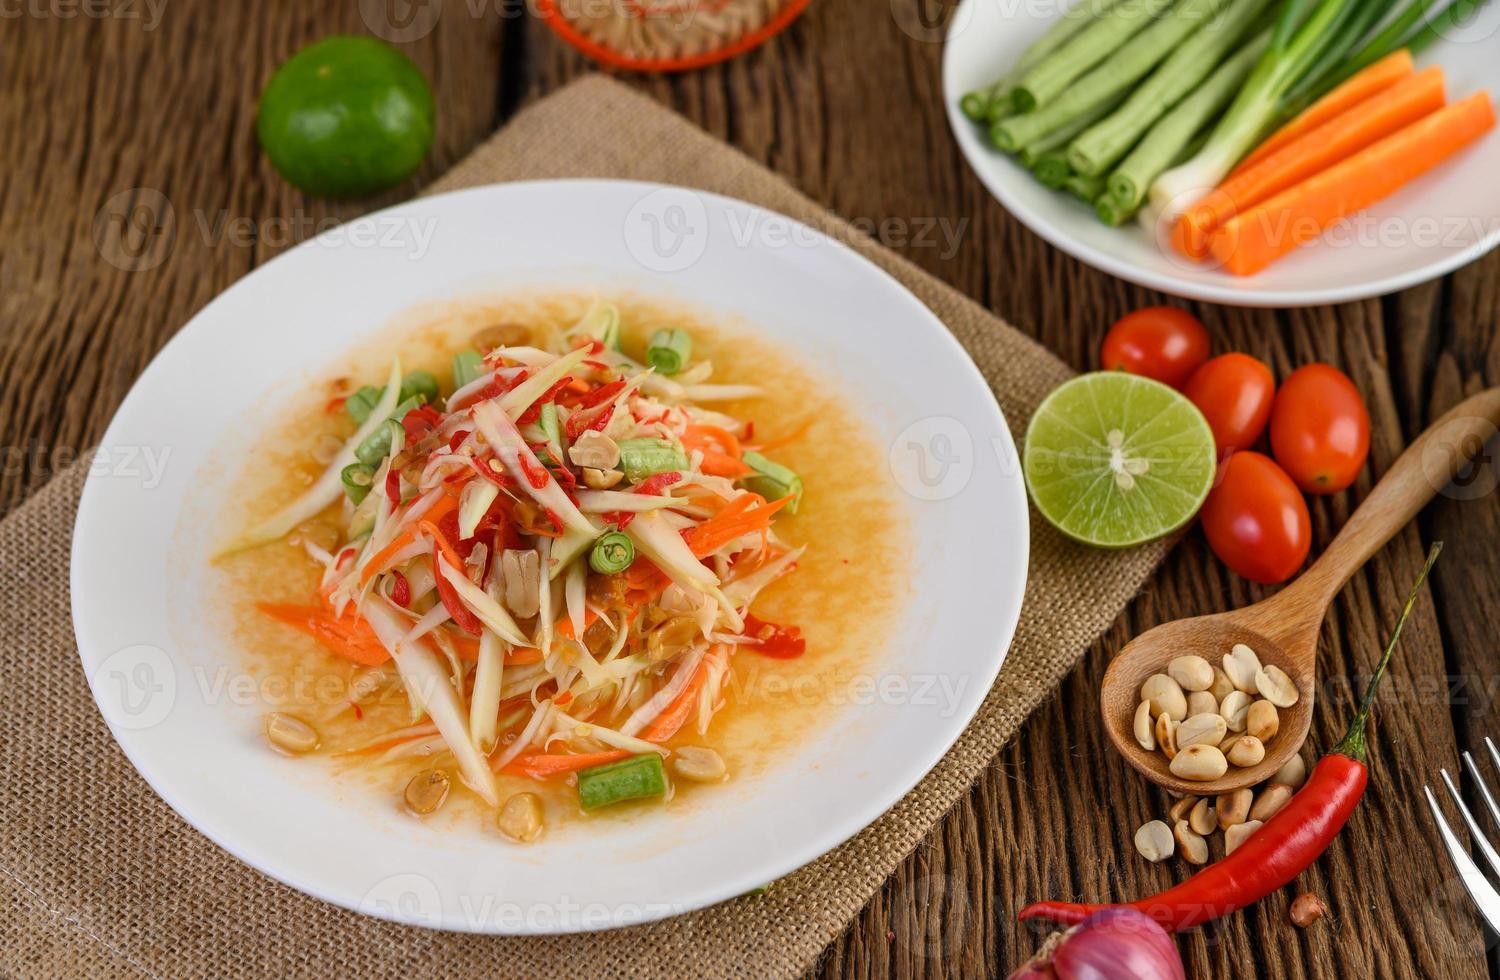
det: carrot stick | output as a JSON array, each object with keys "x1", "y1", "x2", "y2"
[
  {"x1": 358, "y1": 493, "x2": 457, "y2": 586},
  {"x1": 640, "y1": 645, "x2": 729, "y2": 743},
  {"x1": 697, "y1": 450, "x2": 754, "y2": 478},
  {"x1": 497, "y1": 750, "x2": 630, "y2": 778},
  {"x1": 1210, "y1": 92, "x2": 1496, "y2": 277},
  {"x1": 257, "y1": 602, "x2": 391, "y2": 665},
  {"x1": 684, "y1": 495, "x2": 790, "y2": 558},
  {"x1": 1174, "y1": 66, "x2": 1447, "y2": 259},
  {"x1": 1235, "y1": 50, "x2": 1415, "y2": 174}
]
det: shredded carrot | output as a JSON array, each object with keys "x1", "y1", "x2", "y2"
[
  {"x1": 1235, "y1": 50, "x2": 1415, "y2": 175},
  {"x1": 744, "y1": 417, "x2": 812, "y2": 453},
  {"x1": 257, "y1": 602, "x2": 390, "y2": 666},
  {"x1": 358, "y1": 493, "x2": 457, "y2": 586},
  {"x1": 682, "y1": 424, "x2": 753, "y2": 477},
  {"x1": 1210, "y1": 92, "x2": 1496, "y2": 276},
  {"x1": 640, "y1": 645, "x2": 730, "y2": 743},
  {"x1": 1175, "y1": 65, "x2": 1446, "y2": 258},
  {"x1": 684, "y1": 494, "x2": 790, "y2": 558},
  {"x1": 497, "y1": 750, "x2": 630, "y2": 778},
  {"x1": 505, "y1": 647, "x2": 544, "y2": 666}
]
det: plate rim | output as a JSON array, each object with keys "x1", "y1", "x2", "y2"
[
  {"x1": 68, "y1": 177, "x2": 1032, "y2": 933},
  {"x1": 941, "y1": 0, "x2": 1500, "y2": 308}
]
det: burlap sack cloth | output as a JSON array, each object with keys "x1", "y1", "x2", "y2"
[{"x1": 0, "y1": 77, "x2": 1170, "y2": 978}]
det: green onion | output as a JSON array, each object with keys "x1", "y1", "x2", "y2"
[
  {"x1": 340, "y1": 462, "x2": 375, "y2": 504},
  {"x1": 1150, "y1": 0, "x2": 1408, "y2": 222},
  {"x1": 452, "y1": 351, "x2": 485, "y2": 389},
  {"x1": 344, "y1": 385, "x2": 382, "y2": 424},
  {"x1": 998, "y1": 0, "x2": 1232, "y2": 152},
  {"x1": 741, "y1": 451, "x2": 802, "y2": 514},
  {"x1": 577, "y1": 753, "x2": 667, "y2": 810},
  {"x1": 1067, "y1": 0, "x2": 1276, "y2": 177},
  {"x1": 400, "y1": 370, "x2": 438, "y2": 405},
  {"x1": 589, "y1": 531, "x2": 636, "y2": 574},
  {"x1": 1108, "y1": 35, "x2": 1267, "y2": 211},
  {"x1": 1011, "y1": 0, "x2": 1179, "y2": 113},
  {"x1": 646, "y1": 328, "x2": 692, "y2": 375},
  {"x1": 618, "y1": 438, "x2": 688, "y2": 483}
]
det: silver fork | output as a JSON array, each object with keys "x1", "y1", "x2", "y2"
[{"x1": 1425, "y1": 736, "x2": 1500, "y2": 931}]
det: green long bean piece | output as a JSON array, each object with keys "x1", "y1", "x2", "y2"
[
  {"x1": 1011, "y1": 0, "x2": 1179, "y2": 113},
  {"x1": 1067, "y1": 0, "x2": 1276, "y2": 176},
  {"x1": 1105, "y1": 33, "x2": 1268, "y2": 210}
]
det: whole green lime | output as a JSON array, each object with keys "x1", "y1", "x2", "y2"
[{"x1": 257, "y1": 36, "x2": 434, "y2": 198}]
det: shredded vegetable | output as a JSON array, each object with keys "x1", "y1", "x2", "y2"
[{"x1": 245, "y1": 306, "x2": 812, "y2": 827}]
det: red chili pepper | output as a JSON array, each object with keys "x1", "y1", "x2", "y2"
[
  {"x1": 1019, "y1": 545, "x2": 1440, "y2": 933},
  {"x1": 325, "y1": 395, "x2": 348, "y2": 414},
  {"x1": 579, "y1": 378, "x2": 627, "y2": 409},
  {"x1": 566, "y1": 403, "x2": 616, "y2": 440},
  {"x1": 742, "y1": 614, "x2": 806, "y2": 659},
  {"x1": 389, "y1": 570, "x2": 411, "y2": 608},
  {"x1": 602, "y1": 510, "x2": 635, "y2": 530},
  {"x1": 402, "y1": 405, "x2": 444, "y2": 442},
  {"x1": 384, "y1": 468, "x2": 402, "y2": 506},
  {"x1": 435, "y1": 570, "x2": 482, "y2": 635},
  {"x1": 574, "y1": 338, "x2": 605, "y2": 355},
  {"x1": 518, "y1": 453, "x2": 551, "y2": 490},
  {"x1": 517, "y1": 377, "x2": 573, "y2": 424},
  {"x1": 448, "y1": 429, "x2": 472, "y2": 452},
  {"x1": 634, "y1": 472, "x2": 682, "y2": 496}
]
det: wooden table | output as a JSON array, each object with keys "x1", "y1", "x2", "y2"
[{"x1": 5, "y1": 1, "x2": 1498, "y2": 975}]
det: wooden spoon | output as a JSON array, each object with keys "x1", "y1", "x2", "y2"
[{"x1": 1102, "y1": 386, "x2": 1500, "y2": 795}]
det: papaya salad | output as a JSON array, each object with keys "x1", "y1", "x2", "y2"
[{"x1": 232, "y1": 303, "x2": 815, "y2": 839}]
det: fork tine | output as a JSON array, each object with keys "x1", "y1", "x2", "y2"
[
  {"x1": 1440, "y1": 768, "x2": 1500, "y2": 880},
  {"x1": 1486, "y1": 736, "x2": 1500, "y2": 775},
  {"x1": 1463, "y1": 751, "x2": 1500, "y2": 827},
  {"x1": 1424, "y1": 783, "x2": 1500, "y2": 933}
]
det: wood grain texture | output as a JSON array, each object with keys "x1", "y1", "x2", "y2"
[{"x1": 2, "y1": 0, "x2": 1497, "y2": 976}]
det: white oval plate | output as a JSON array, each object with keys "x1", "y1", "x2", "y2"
[
  {"x1": 944, "y1": 0, "x2": 1500, "y2": 307},
  {"x1": 70, "y1": 180, "x2": 1028, "y2": 934}
]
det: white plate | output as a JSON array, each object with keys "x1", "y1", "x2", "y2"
[
  {"x1": 70, "y1": 180, "x2": 1028, "y2": 933},
  {"x1": 944, "y1": 0, "x2": 1500, "y2": 307}
]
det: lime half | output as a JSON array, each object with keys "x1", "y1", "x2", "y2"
[{"x1": 1023, "y1": 372, "x2": 1215, "y2": 548}]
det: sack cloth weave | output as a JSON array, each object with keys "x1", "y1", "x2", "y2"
[{"x1": 0, "y1": 76, "x2": 1168, "y2": 979}]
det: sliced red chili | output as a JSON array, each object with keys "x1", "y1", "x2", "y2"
[
  {"x1": 448, "y1": 429, "x2": 472, "y2": 452},
  {"x1": 402, "y1": 405, "x2": 444, "y2": 442},
  {"x1": 565, "y1": 403, "x2": 616, "y2": 440},
  {"x1": 518, "y1": 453, "x2": 551, "y2": 490},
  {"x1": 742, "y1": 614, "x2": 806, "y2": 659},
  {"x1": 579, "y1": 378, "x2": 627, "y2": 409},
  {"x1": 601, "y1": 510, "x2": 636, "y2": 530},
  {"x1": 384, "y1": 469, "x2": 402, "y2": 506},
  {"x1": 435, "y1": 570, "x2": 482, "y2": 635},
  {"x1": 634, "y1": 472, "x2": 682, "y2": 496},
  {"x1": 389, "y1": 570, "x2": 411, "y2": 608},
  {"x1": 516, "y1": 377, "x2": 573, "y2": 424}
]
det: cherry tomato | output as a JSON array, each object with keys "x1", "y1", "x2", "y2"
[
  {"x1": 1100, "y1": 307, "x2": 1210, "y2": 389},
  {"x1": 1200, "y1": 452, "x2": 1311, "y2": 584},
  {"x1": 1269, "y1": 364, "x2": 1370, "y2": 494},
  {"x1": 1184, "y1": 353, "x2": 1276, "y2": 456}
]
